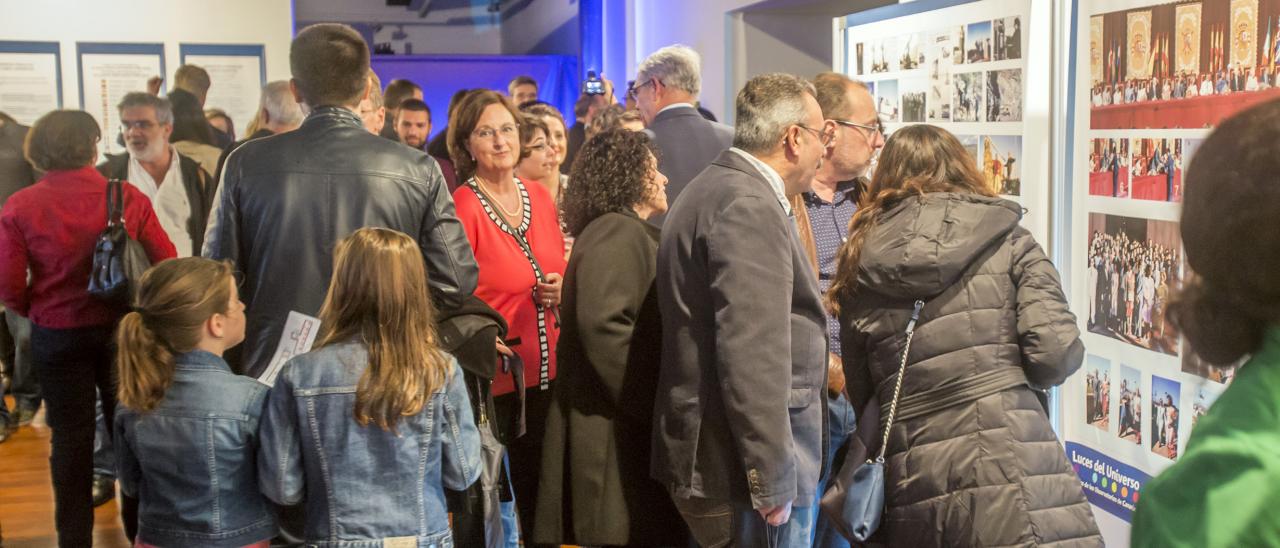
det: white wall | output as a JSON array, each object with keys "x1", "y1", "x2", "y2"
[
  {"x1": 371, "y1": 24, "x2": 504, "y2": 55},
  {"x1": 0, "y1": 0, "x2": 294, "y2": 110},
  {"x1": 501, "y1": 0, "x2": 579, "y2": 55}
]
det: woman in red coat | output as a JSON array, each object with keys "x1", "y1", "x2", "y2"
[
  {"x1": 0, "y1": 110, "x2": 176, "y2": 547},
  {"x1": 448, "y1": 90, "x2": 566, "y2": 542}
]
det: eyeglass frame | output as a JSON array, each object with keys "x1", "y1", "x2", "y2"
[
  {"x1": 627, "y1": 78, "x2": 658, "y2": 101},
  {"x1": 831, "y1": 118, "x2": 884, "y2": 140},
  {"x1": 794, "y1": 123, "x2": 835, "y2": 147}
]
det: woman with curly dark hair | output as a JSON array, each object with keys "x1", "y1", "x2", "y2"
[
  {"x1": 1130, "y1": 99, "x2": 1280, "y2": 547},
  {"x1": 533, "y1": 129, "x2": 686, "y2": 547}
]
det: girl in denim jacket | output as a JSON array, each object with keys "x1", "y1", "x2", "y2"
[
  {"x1": 115, "y1": 258, "x2": 275, "y2": 548},
  {"x1": 258, "y1": 227, "x2": 482, "y2": 547}
]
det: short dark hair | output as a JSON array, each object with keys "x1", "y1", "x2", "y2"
[
  {"x1": 518, "y1": 113, "x2": 548, "y2": 160},
  {"x1": 447, "y1": 90, "x2": 521, "y2": 182},
  {"x1": 174, "y1": 64, "x2": 212, "y2": 96},
  {"x1": 398, "y1": 98, "x2": 431, "y2": 121},
  {"x1": 508, "y1": 75, "x2": 537, "y2": 94},
  {"x1": 562, "y1": 129, "x2": 659, "y2": 236},
  {"x1": 25, "y1": 110, "x2": 101, "y2": 171},
  {"x1": 290, "y1": 24, "x2": 371, "y2": 108},
  {"x1": 384, "y1": 79, "x2": 422, "y2": 111},
  {"x1": 168, "y1": 89, "x2": 215, "y2": 146}
]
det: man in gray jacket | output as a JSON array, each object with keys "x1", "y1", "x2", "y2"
[
  {"x1": 653, "y1": 73, "x2": 831, "y2": 546},
  {"x1": 204, "y1": 24, "x2": 478, "y2": 378},
  {"x1": 634, "y1": 45, "x2": 733, "y2": 225}
]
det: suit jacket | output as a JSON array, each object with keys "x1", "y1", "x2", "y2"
[
  {"x1": 652, "y1": 149, "x2": 828, "y2": 509},
  {"x1": 644, "y1": 105, "x2": 733, "y2": 226}
]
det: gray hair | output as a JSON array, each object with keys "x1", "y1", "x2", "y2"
[
  {"x1": 261, "y1": 80, "x2": 304, "y2": 126},
  {"x1": 732, "y1": 73, "x2": 816, "y2": 154},
  {"x1": 118, "y1": 92, "x2": 173, "y2": 125},
  {"x1": 637, "y1": 44, "x2": 702, "y2": 96}
]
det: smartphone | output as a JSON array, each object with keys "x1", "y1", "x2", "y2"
[{"x1": 584, "y1": 71, "x2": 605, "y2": 96}]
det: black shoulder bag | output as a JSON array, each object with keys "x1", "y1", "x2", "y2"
[{"x1": 87, "y1": 179, "x2": 152, "y2": 304}]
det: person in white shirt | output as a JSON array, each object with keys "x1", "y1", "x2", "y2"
[
  {"x1": 1199, "y1": 75, "x2": 1214, "y2": 96},
  {"x1": 1245, "y1": 68, "x2": 1260, "y2": 91},
  {"x1": 99, "y1": 92, "x2": 215, "y2": 257}
]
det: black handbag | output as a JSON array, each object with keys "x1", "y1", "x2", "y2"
[
  {"x1": 87, "y1": 178, "x2": 151, "y2": 303},
  {"x1": 820, "y1": 299, "x2": 924, "y2": 542}
]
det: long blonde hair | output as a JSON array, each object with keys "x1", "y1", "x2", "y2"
[
  {"x1": 117, "y1": 258, "x2": 234, "y2": 412},
  {"x1": 317, "y1": 227, "x2": 450, "y2": 431},
  {"x1": 828, "y1": 125, "x2": 995, "y2": 314}
]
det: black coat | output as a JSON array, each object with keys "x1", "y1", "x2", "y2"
[
  {"x1": 97, "y1": 151, "x2": 214, "y2": 256},
  {"x1": 533, "y1": 211, "x2": 684, "y2": 546}
]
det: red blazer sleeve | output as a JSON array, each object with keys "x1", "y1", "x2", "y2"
[
  {"x1": 0, "y1": 197, "x2": 31, "y2": 315},
  {"x1": 123, "y1": 184, "x2": 178, "y2": 263}
]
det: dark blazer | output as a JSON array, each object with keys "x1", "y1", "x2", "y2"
[
  {"x1": 644, "y1": 105, "x2": 733, "y2": 226},
  {"x1": 653, "y1": 149, "x2": 828, "y2": 510},
  {"x1": 98, "y1": 151, "x2": 215, "y2": 256},
  {"x1": 534, "y1": 210, "x2": 684, "y2": 546}
]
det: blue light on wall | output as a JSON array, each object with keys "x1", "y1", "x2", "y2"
[{"x1": 580, "y1": 0, "x2": 603, "y2": 84}]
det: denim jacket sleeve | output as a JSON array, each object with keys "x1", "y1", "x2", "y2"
[
  {"x1": 257, "y1": 370, "x2": 305, "y2": 505},
  {"x1": 113, "y1": 412, "x2": 143, "y2": 498},
  {"x1": 439, "y1": 360, "x2": 482, "y2": 491}
]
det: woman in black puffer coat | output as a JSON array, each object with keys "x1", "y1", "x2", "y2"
[{"x1": 830, "y1": 125, "x2": 1102, "y2": 547}]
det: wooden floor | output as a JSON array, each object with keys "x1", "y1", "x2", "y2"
[{"x1": 0, "y1": 396, "x2": 130, "y2": 548}]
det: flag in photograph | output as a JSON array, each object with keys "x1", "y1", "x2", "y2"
[
  {"x1": 1176, "y1": 3, "x2": 1201, "y2": 75},
  {"x1": 1231, "y1": 0, "x2": 1258, "y2": 69},
  {"x1": 1128, "y1": 10, "x2": 1154, "y2": 80},
  {"x1": 1091, "y1": 16, "x2": 1105, "y2": 85}
]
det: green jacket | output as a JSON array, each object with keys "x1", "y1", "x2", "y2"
[{"x1": 1131, "y1": 327, "x2": 1280, "y2": 547}]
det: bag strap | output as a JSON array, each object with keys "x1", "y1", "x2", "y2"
[
  {"x1": 106, "y1": 178, "x2": 125, "y2": 227},
  {"x1": 874, "y1": 299, "x2": 924, "y2": 463}
]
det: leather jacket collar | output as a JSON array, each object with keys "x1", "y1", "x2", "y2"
[{"x1": 304, "y1": 105, "x2": 364, "y2": 127}]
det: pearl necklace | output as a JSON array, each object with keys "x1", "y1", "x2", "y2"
[{"x1": 475, "y1": 175, "x2": 523, "y2": 217}]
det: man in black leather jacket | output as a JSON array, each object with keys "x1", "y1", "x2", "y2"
[{"x1": 203, "y1": 23, "x2": 479, "y2": 378}]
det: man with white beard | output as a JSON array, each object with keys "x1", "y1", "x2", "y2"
[{"x1": 98, "y1": 92, "x2": 216, "y2": 257}]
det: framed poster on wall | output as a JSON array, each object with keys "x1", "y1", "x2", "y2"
[
  {"x1": 77, "y1": 42, "x2": 165, "y2": 157},
  {"x1": 0, "y1": 41, "x2": 63, "y2": 125},
  {"x1": 1063, "y1": 0, "x2": 1261, "y2": 544},
  {"x1": 836, "y1": 0, "x2": 1052, "y2": 246},
  {"x1": 180, "y1": 43, "x2": 266, "y2": 140}
]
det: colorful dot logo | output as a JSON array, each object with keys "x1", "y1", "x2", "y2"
[
  {"x1": 1101, "y1": 477, "x2": 1108, "y2": 489},
  {"x1": 1111, "y1": 482, "x2": 1118, "y2": 494},
  {"x1": 1133, "y1": 491, "x2": 1140, "y2": 503},
  {"x1": 1092, "y1": 472, "x2": 1099, "y2": 483},
  {"x1": 1121, "y1": 487, "x2": 1129, "y2": 498}
]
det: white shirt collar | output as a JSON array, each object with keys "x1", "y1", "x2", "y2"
[
  {"x1": 657, "y1": 102, "x2": 696, "y2": 116},
  {"x1": 729, "y1": 147, "x2": 791, "y2": 215}
]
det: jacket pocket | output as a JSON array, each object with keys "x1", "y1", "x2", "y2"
[{"x1": 788, "y1": 387, "x2": 815, "y2": 409}]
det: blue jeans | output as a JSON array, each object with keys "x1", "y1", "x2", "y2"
[{"x1": 813, "y1": 393, "x2": 857, "y2": 548}]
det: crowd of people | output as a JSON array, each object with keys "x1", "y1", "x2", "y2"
[
  {"x1": 1087, "y1": 229, "x2": 1177, "y2": 352},
  {"x1": 1090, "y1": 64, "x2": 1280, "y2": 107},
  {"x1": 0, "y1": 18, "x2": 1276, "y2": 548}
]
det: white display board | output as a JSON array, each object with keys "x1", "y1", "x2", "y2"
[
  {"x1": 181, "y1": 44, "x2": 266, "y2": 139},
  {"x1": 0, "y1": 42, "x2": 62, "y2": 125},
  {"x1": 837, "y1": 0, "x2": 1051, "y2": 246},
  {"x1": 1062, "y1": 0, "x2": 1267, "y2": 545},
  {"x1": 77, "y1": 43, "x2": 165, "y2": 157}
]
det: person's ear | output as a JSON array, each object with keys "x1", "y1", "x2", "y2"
[
  {"x1": 289, "y1": 79, "x2": 306, "y2": 107},
  {"x1": 207, "y1": 313, "x2": 226, "y2": 340}
]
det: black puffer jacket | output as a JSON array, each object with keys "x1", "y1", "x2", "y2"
[{"x1": 839, "y1": 193, "x2": 1101, "y2": 547}]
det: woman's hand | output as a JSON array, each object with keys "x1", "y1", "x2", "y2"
[
  {"x1": 496, "y1": 337, "x2": 514, "y2": 357},
  {"x1": 535, "y1": 272, "x2": 563, "y2": 308}
]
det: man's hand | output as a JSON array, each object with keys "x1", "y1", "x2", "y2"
[
  {"x1": 827, "y1": 353, "x2": 845, "y2": 396},
  {"x1": 757, "y1": 500, "x2": 793, "y2": 526},
  {"x1": 146, "y1": 76, "x2": 163, "y2": 96}
]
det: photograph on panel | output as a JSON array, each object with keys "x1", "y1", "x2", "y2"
[
  {"x1": 1190, "y1": 383, "x2": 1225, "y2": 429},
  {"x1": 876, "y1": 79, "x2": 901, "y2": 122},
  {"x1": 1085, "y1": 213, "x2": 1182, "y2": 356},
  {"x1": 900, "y1": 33, "x2": 925, "y2": 70},
  {"x1": 953, "y1": 71, "x2": 985, "y2": 122},
  {"x1": 1181, "y1": 347, "x2": 1242, "y2": 384},
  {"x1": 1150, "y1": 375, "x2": 1181, "y2": 460},
  {"x1": 901, "y1": 78, "x2": 927, "y2": 123},
  {"x1": 869, "y1": 35, "x2": 899, "y2": 74},
  {"x1": 994, "y1": 15, "x2": 1023, "y2": 61},
  {"x1": 1089, "y1": 0, "x2": 1280, "y2": 130},
  {"x1": 986, "y1": 68, "x2": 1023, "y2": 122},
  {"x1": 855, "y1": 42, "x2": 866, "y2": 75},
  {"x1": 1117, "y1": 364, "x2": 1143, "y2": 444},
  {"x1": 927, "y1": 27, "x2": 963, "y2": 121},
  {"x1": 957, "y1": 134, "x2": 981, "y2": 161},
  {"x1": 1088, "y1": 138, "x2": 1131, "y2": 198},
  {"x1": 1085, "y1": 354, "x2": 1113, "y2": 431},
  {"x1": 1129, "y1": 137, "x2": 1182, "y2": 201},
  {"x1": 981, "y1": 135, "x2": 1021, "y2": 195},
  {"x1": 966, "y1": 21, "x2": 993, "y2": 63}
]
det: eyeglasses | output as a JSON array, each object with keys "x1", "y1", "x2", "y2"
[
  {"x1": 627, "y1": 79, "x2": 657, "y2": 100},
  {"x1": 832, "y1": 119, "x2": 884, "y2": 139},
  {"x1": 472, "y1": 124, "x2": 518, "y2": 140},
  {"x1": 120, "y1": 120, "x2": 157, "y2": 131},
  {"x1": 795, "y1": 124, "x2": 834, "y2": 147}
]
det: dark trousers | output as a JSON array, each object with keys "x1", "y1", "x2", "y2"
[
  {"x1": 33, "y1": 323, "x2": 118, "y2": 548},
  {"x1": 494, "y1": 384, "x2": 553, "y2": 546},
  {"x1": 1, "y1": 310, "x2": 39, "y2": 412}
]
